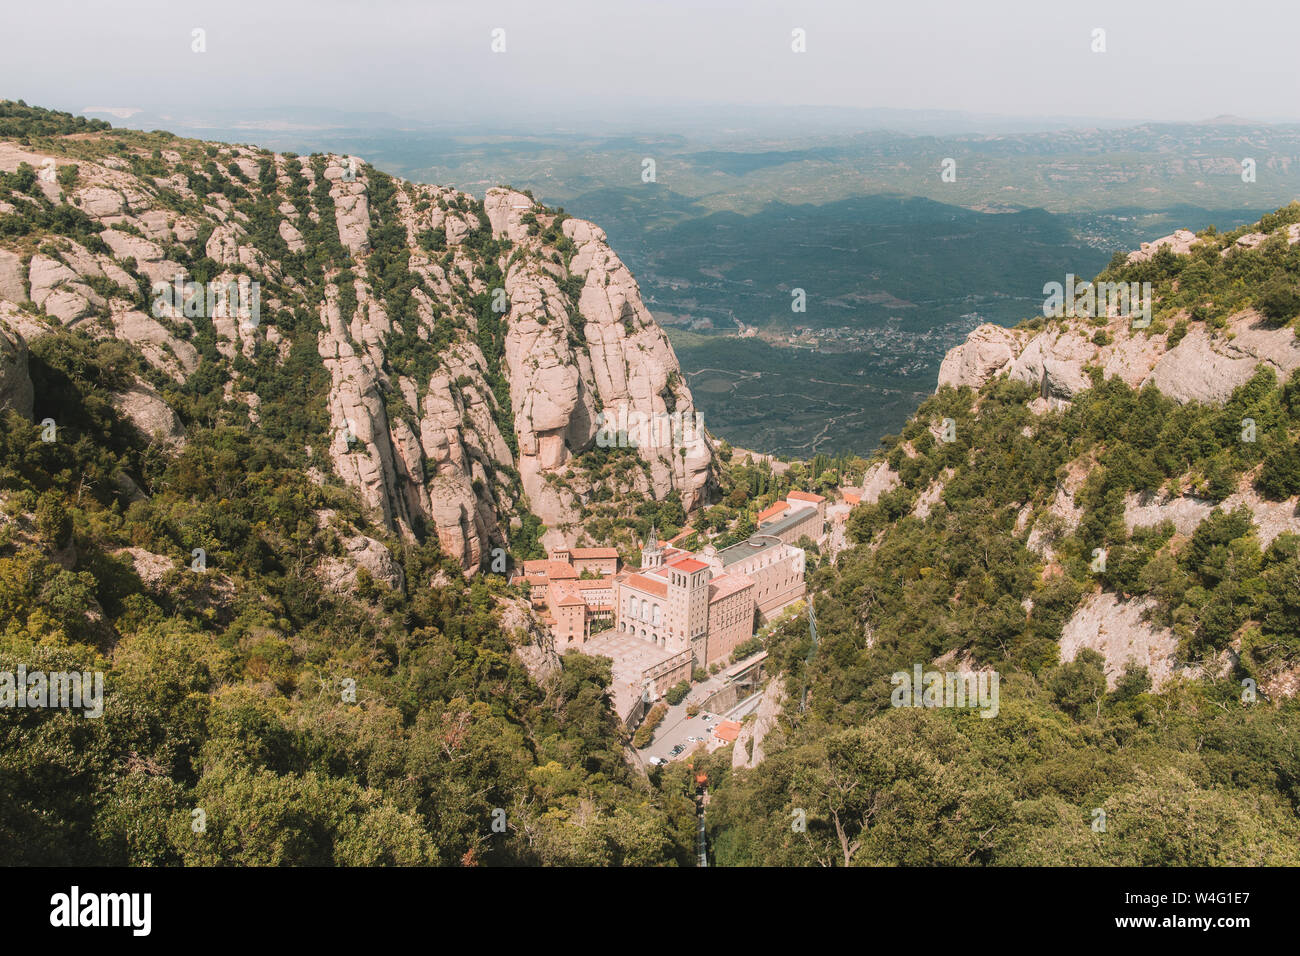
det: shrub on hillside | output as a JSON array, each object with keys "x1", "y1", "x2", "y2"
[
  {"x1": 1256, "y1": 277, "x2": 1300, "y2": 325},
  {"x1": 632, "y1": 702, "x2": 668, "y2": 749}
]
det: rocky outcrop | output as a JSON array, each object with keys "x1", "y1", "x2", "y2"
[
  {"x1": 499, "y1": 594, "x2": 562, "y2": 685},
  {"x1": 938, "y1": 213, "x2": 1300, "y2": 409},
  {"x1": 325, "y1": 158, "x2": 370, "y2": 255},
  {"x1": 489, "y1": 189, "x2": 713, "y2": 548},
  {"x1": 939, "y1": 309, "x2": 1300, "y2": 408},
  {"x1": 858, "y1": 460, "x2": 900, "y2": 504},
  {"x1": 912, "y1": 472, "x2": 950, "y2": 519},
  {"x1": 110, "y1": 310, "x2": 199, "y2": 382},
  {"x1": 1059, "y1": 591, "x2": 1186, "y2": 690},
  {"x1": 732, "y1": 679, "x2": 785, "y2": 769},
  {"x1": 1023, "y1": 457, "x2": 1091, "y2": 561},
  {"x1": 318, "y1": 533, "x2": 404, "y2": 593},
  {"x1": 1125, "y1": 485, "x2": 1300, "y2": 549},
  {"x1": 0, "y1": 316, "x2": 33, "y2": 418},
  {"x1": 0, "y1": 249, "x2": 25, "y2": 303},
  {"x1": 112, "y1": 379, "x2": 186, "y2": 449},
  {"x1": 1006, "y1": 326, "x2": 1096, "y2": 402},
  {"x1": 112, "y1": 547, "x2": 177, "y2": 586},
  {"x1": 937, "y1": 324, "x2": 1021, "y2": 389},
  {"x1": 1145, "y1": 312, "x2": 1300, "y2": 404},
  {"x1": 1125, "y1": 228, "x2": 1199, "y2": 264}
]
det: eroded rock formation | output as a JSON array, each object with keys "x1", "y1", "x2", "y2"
[{"x1": 0, "y1": 140, "x2": 716, "y2": 574}]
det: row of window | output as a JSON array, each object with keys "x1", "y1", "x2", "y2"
[{"x1": 628, "y1": 595, "x2": 662, "y2": 625}]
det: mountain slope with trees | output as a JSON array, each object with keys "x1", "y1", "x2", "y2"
[
  {"x1": 0, "y1": 102, "x2": 705, "y2": 864},
  {"x1": 701, "y1": 203, "x2": 1300, "y2": 866}
]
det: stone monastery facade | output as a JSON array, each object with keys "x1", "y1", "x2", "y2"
[{"x1": 513, "y1": 513, "x2": 811, "y2": 714}]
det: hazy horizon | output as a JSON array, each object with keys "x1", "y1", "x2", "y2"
[{"x1": 5, "y1": 0, "x2": 1300, "y2": 130}]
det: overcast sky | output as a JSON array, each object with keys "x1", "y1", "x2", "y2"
[{"x1": 5, "y1": 0, "x2": 1299, "y2": 128}]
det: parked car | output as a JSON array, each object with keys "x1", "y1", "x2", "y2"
[
  {"x1": 670, "y1": 745, "x2": 685, "y2": 756},
  {"x1": 648, "y1": 756, "x2": 666, "y2": 766}
]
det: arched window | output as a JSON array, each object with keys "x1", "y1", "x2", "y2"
[
  {"x1": 630, "y1": 596, "x2": 640, "y2": 618},
  {"x1": 652, "y1": 604, "x2": 662, "y2": 625}
]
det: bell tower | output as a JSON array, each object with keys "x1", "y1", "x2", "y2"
[{"x1": 641, "y1": 526, "x2": 664, "y2": 570}]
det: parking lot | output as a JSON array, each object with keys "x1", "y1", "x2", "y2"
[
  {"x1": 643, "y1": 709, "x2": 721, "y2": 765},
  {"x1": 641, "y1": 691, "x2": 765, "y2": 766}
]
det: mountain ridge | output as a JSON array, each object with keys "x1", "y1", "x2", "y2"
[{"x1": 0, "y1": 101, "x2": 715, "y2": 572}]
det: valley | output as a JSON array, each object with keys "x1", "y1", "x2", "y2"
[
  {"x1": 2, "y1": 98, "x2": 1300, "y2": 873},
  {"x1": 117, "y1": 111, "x2": 1291, "y2": 455}
]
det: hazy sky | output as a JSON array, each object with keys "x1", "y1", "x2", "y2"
[{"x1": 5, "y1": 0, "x2": 1300, "y2": 127}]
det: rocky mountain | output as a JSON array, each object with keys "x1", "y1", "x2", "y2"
[
  {"x1": 0, "y1": 103, "x2": 717, "y2": 867},
  {"x1": 5, "y1": 102, "x2": 1300, "y2": 868},
  {"x1": 913, "y1": 210, "x2": 1300, "y2": 694},
  {"x1": 0, "y1": 104, "x2": 713, "y2": 573},
  {"x1": 701, "y1": 206, "x2": 1300, "y2": 867}
]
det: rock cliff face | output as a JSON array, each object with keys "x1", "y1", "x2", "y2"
[
  {"x1": 0, "y1": 131, "x2": 714, "y2": 571},
  {"x1": 1058, "y1": 592, "x2": 1186, "y2": 691},
  {"x1": 932, "y1": 215, "x2": 1300, "y2": 688},
  {"x1": 0, "y1": 310, "x2": 33, "y2": 418},
  {"x1": 940, "y1": 212, "x2": 1300, "y2": 403},
  {"x1": 941, "y1": 309, "x2": 1300, "y2": 404},
  {"x1": 731, "y1": 679, "x2": 786, "y2": 769},
  {"x1": 485, "y1": 189, "x2": 711, "y2": 548}
]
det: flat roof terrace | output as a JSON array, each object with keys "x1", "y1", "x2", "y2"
[
  {"x1": 757, "y1": 507, "x2": 820, "y2": 540},
  {"x1": 584, "y1": 631, "x2": 687, "y2": 683},
  {"x1": 718, "y1": 534, "x2": 785, "y2": 568}
]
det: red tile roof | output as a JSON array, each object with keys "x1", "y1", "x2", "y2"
[
  {"x1": 571, "y1": 547, "x2": 619, "y2": 559},
  {"x1": 708, "y1": 572, "x2": 754, "y2": 603},
  {"x1": 756, "y1": 502, "x2": 789, "y2": 523},
  {"x1": 555, "y1": 593, "x2": 586, "y2": 607},
  {"x1": 669, "y1": 557, "x2": 709, "y2": 573},
  {"x1": 523, "y1": 560, "x2": 577, "y2": 579},
  {"x1": 843, "y1": 492, "x2": 861, "y2": 506},
  {"x1": 623, "y1": 573, "x2": 668, "y2": 598},
  {"x1": 787, "y1": 490, "x2": 826, "y2": 503},
  {"x1": 713, "y1": 720, "x2": 743, "y2": 743}
]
